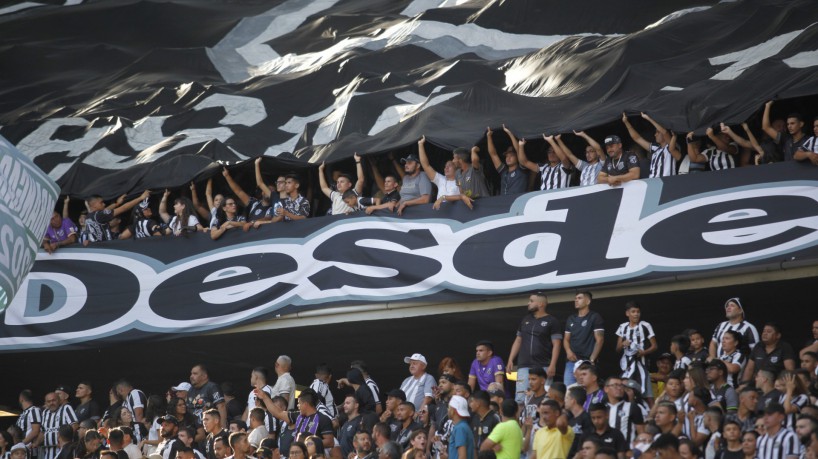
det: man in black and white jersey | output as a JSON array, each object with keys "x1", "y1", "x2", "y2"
[
  {"x1": 686, "y1": 127, "x2": 740, "y2": 171},
  {"x1": 41, "y1": 392, "x2": 76, "y2": 459},
  {"x1": 517, "y1": 137, "x2": 572, "y2": 191},
  {"x1": 17, "y1": 390, "x2": 42, "y2": 453},
  {"x1": 53, "y1": 386, "x2": 78, "y2": 432},
  {"x1": 622, "y1": 112, "x2": 682, "y2": 178},
  {"x1": 309, "y1": 364, "x2": 337, "y2": 421},
  {"x1": 597, "y1": 135, "x2": 641, "y2": 187},
  {"x1": 116, "y1": 380, "x2": 147, "y2": 425},
  {"x1": 708, "y1": 298, "x2": 760, "y2": 362},
  {"x1": 756, "y1": 403, "x2": 800, "y2": 459}
]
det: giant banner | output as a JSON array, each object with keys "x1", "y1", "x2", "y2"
[
  {"x1": 2, "y1": 0, "x2": 818, "y2": 198},
  {"x1": 0, "y1": 136, "x2": 59, "y2": 312},
  {"x1": 2, "y1": 162, "x2": 818, "y2": 351}
]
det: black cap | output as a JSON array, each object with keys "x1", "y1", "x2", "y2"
[
  {"x1": 488, "y1": 389, "x2": 505, "y2": 397},
  {"x1": 401, "y1": 154, "x2": 420, "y2": 164},
  {"x1": 706, "y1": 359, "x2": 727, "y2": 372},
  {"x1": 160, "y1": 415, "x2": 178, "y2": 425},
  {"x1": 386, "y1": 389, "x2": 406, "y2": 401},
  {"x1": 55, "y1": 385, "x2": 71, "y2": 394},
  {"x1": 656, "y1": 353, "x2": 675, "y2": 362},
  {"x1": 346, "y1": 368, "x2": 364, "y2": 386},
  {"x1": 604, "y1": 135, "x2": 622, "y2": 145}
]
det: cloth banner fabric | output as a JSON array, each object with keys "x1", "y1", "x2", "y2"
[
  {"x1": 0, "y1": 135, "x2": 60, "y2": 311},
  {"x1": 1, "y1": 0, "x2": 818, "y2": 198},
  {"x1": 2, "y1": 162, "x2": 818, "y2": 351}
]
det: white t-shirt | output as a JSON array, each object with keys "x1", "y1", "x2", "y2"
[
  {"x1": 330, "y1": 190, "x2": 355, "y2": 215},
  {"x1": 169, "y1": 215, "x2": 200, "y2": 236},
  {"x1": 432, "y1": 173, "x2": 460, "y2": 197}
]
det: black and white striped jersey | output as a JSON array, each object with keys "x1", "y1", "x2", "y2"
[
  {"x1": 539, "y1": 163, "x2": 571, "y2": 190},
  {"x1": 701, "y1": 145, "x2": 737, "y2": 171},
  {"x1": 711, "y1": 320, "x2": 760, "y2": 355},
  {"x1": 756, "y1": 427, "x2": 800, "y2": 459},
  {"x1": 16, "y1": 405, "x2": 42, "y2": 440},
  {"x1": 648, "y1": 143, "x2": 676, "y2": 178},
  {"x1": 124, "y1": 388, "x2": 147, "y2": 419}
]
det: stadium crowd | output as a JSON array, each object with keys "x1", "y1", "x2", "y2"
[
  {"x1": 5, "y1": 293, "x2": 818, "y2": 459},
  {"x1": 40, "y1": 101, "x2": 818, "y2": 250}
]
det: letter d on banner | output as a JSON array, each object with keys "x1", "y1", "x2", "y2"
[{"x1": 0, "y1": 135, "x2": 60, "y2": 311}]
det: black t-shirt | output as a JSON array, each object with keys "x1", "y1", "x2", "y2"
[
  {"x1": 516, "y1": 314, "x2": 563, "y2": 367},
  {"x1": 567, "y1": 411, "x2": 593, "y2": 459},
  {"x1": 603, "y1": 152, "x2": 640, "y2": 177},
  {"x1": 775, "y1": 131, "x2": 809, "y2": 161},
  {"x1": 565, "y1": 311, "x2": 605, "y2": 360},
  {"x1": 757, "y1": 389, "x2": 783, "y2": 413},
  {"x1": 226, "y1": 399, "x2": 244, "y2": 423},
  {"x1": 718, "y1": 449, "x2": 745, "y2": 459},
  {"x1": 749, "y1": 341, "x2": 796, "y2": 376},
  {"x1": 355, "y1": 385, "x2": 377, "y2": 414},
  {"x1": 339, "y1": 414, "x2": 374, "y2": 457},
  {"x1": 74, "y1": 400, "x2": 101, "y2": 423},
  {"x1": 188, "y1": 382, "x2": 225, "y2": 425},
  {"x1": 471, "y1": 410, "x2": 500, "y2": 449},
  {"x1": 206, "y1": 430, "x2": 228, "y2": 459},
  {"x1": 394, "y1": 421, "x2": 423, "y2": 449},
  {"x1": 579, "y1": 427, "x2": 627, "y2": 453}
]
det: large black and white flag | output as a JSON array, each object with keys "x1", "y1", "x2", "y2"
[{"x1": 1, "y1": 0, "x2": 817, "y2": 197}]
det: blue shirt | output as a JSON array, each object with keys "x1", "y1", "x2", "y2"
[{"x1": 449, "y1": 419, "x2": 475, "y2": 459}]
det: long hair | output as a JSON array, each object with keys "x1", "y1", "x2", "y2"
[
  {"x1": 437, "y1": 357, "x2": 464, "y2": 380},
  {"x1": 172, "y1": 197, "x2": 195, "y2": 234}
]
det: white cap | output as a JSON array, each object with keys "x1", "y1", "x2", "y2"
[
  {"x1": 172, "y1": 382, "x2": 192, "y2": 392},
  {"x1": 403, "y1": 353, "x2": 427, "y2": 365},
  {"x1": 11, "y1": 444, "x2": 27, "y2": 453},
  {"x1": 448, "y1": 395, "x2": 470, "y2": 417}
]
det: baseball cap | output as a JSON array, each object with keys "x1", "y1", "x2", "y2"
[
  {"x1": 172, "y1": 382, "x2": 192, "y2": 392},
  {"x1": 404, "y1": 353, "x2": 427, "y2": 365},
  {"x1": 55, "y1": 385, "x2": 71, "y2": 394},
  {"x1": 656, "y1": 353, "x2": 675, "y2": 362},
  {"x1": 386, "y1": 389, "x2": 407, "y2": 401},
  {"x1": 160, "y1": 415, "x2": 178, "y2": 425},
  {"x1": 488, "y1": 389, "x2": 504, "y2": 398},
  {"x1": 11, "y1": 444, "x2": 26, "y2": 453},
  {"x1": 448, "y1": 395, "x2": 470, "y2": 417},
  {"x1": 439, "y1": 374, "x2": 457, "y2": 384},
  {"x1": 604, "y1": 135, "x2": 622, "y2": 145},
  {"x1": 401, "y1": 154, "x2": 420, "y2": 164},
  {"x1": 706, "y1": 359, "x2": 727, "y2": 372},
  {"x1": 622, "y1": 379, "x2": 642, "y2": 394}
]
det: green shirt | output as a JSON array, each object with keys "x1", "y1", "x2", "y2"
[{"x1": 487, "y1": 419, "x2": 523, "y2": 459}]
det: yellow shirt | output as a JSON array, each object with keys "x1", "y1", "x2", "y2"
[{"x1": 532, "y1": 425, "x2": 574, "y2": 459}]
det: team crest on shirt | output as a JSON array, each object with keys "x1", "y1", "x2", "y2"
[
  {"x1": 482, "y1": 426, "x2": 488, "y2": 433},
  {"x1": 496, "y1": 364, "x2": 503, "y2": 370},
  {"x1": 541, "y1": 321, "x2": 547, "y2": 326},
  {"x1": 582, "y1": 320, "x2": 587, "y2": 326},
  {"x1": 771, "y1": 356, "x2": 779, "y2": 363}
]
